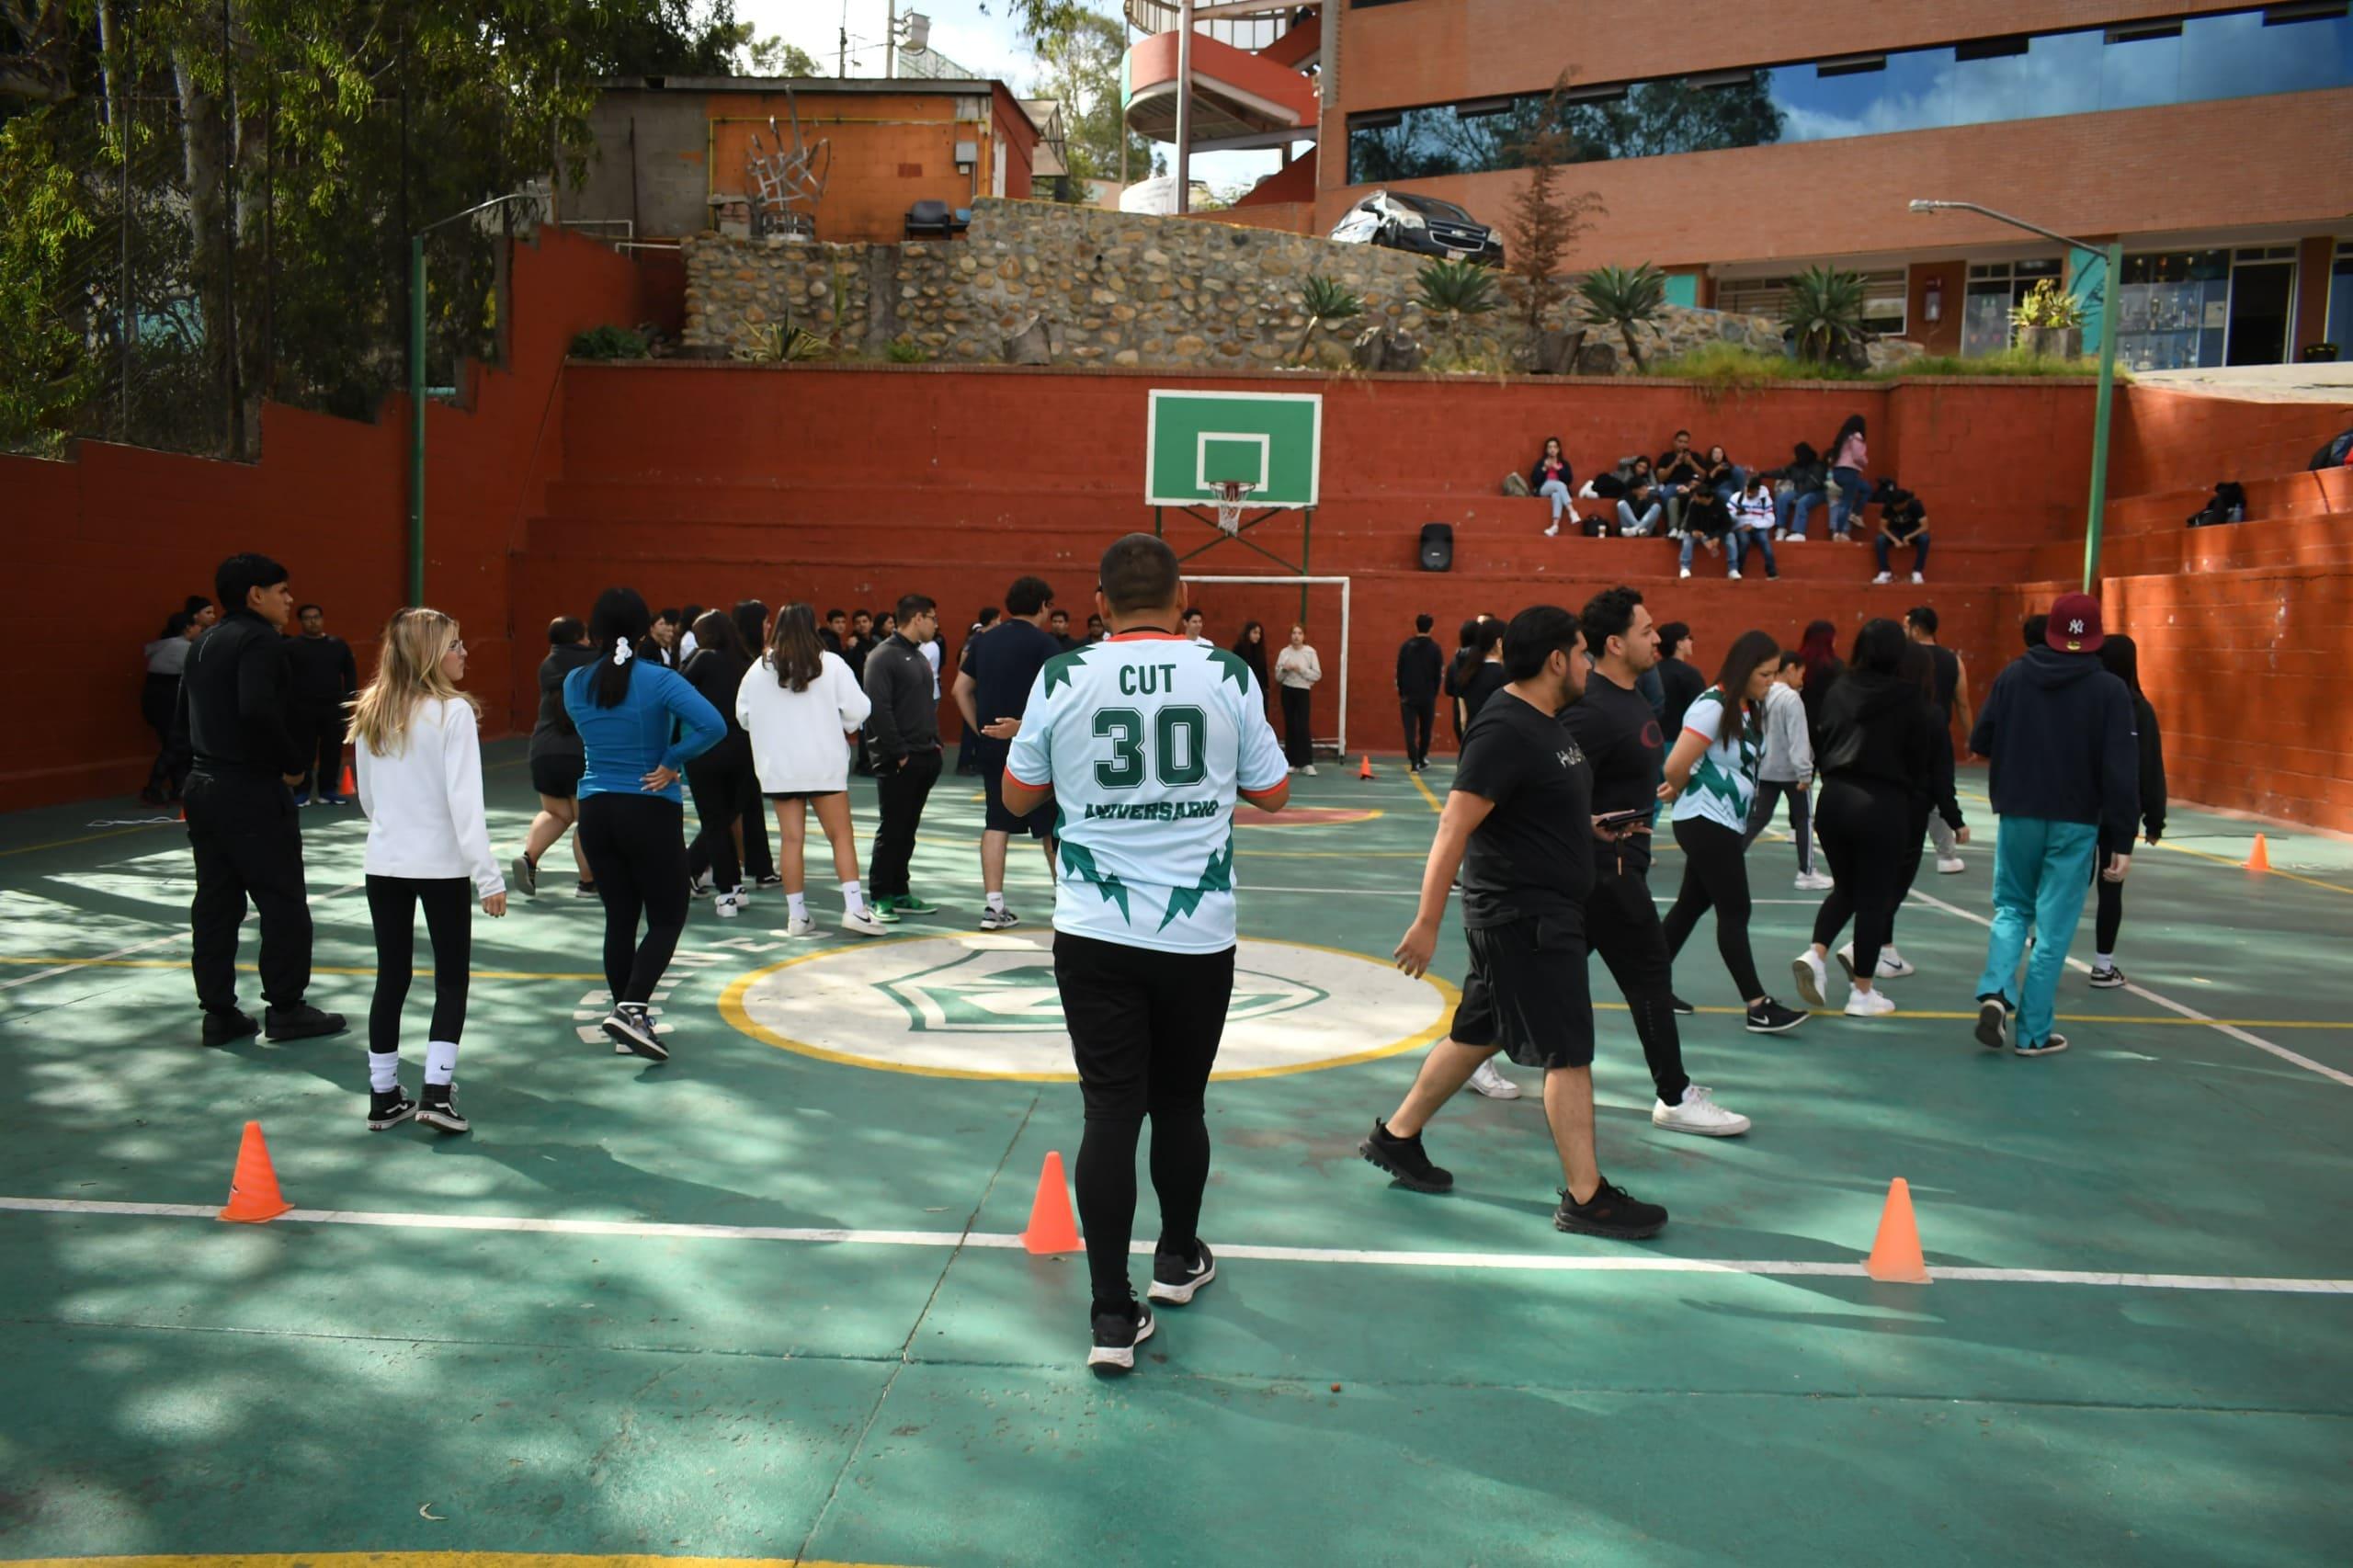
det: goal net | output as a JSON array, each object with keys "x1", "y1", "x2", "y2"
[{"x1": 1182, "y1": 574, "x2": 1352, "y2": 757}]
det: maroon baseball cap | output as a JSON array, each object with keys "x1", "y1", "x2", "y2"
[{"x1": 2045, "y1": 593, "x2": 2105, "y2": 653}]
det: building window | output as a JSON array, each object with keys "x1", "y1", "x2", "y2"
[
  {"x1": 1345, "y1": 6, "x2": 2353, "y2": 184},
  {"x1": 2325, "y1": 241, "x2": 2353, "y2": 347},
  {"x1": 1960, "y1": 258, "x2": 2064, "y2": 358},
  {"x1": 1716, "y1": 270, "x2": 1907, "y2": 338},
  {"x1": 2116, "y1": 251, "x2": 2233, "y2": 370}
]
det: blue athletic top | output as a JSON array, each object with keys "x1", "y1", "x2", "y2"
[{"x1": 563, "y1": 659, "x2": 726, "y2": 804}]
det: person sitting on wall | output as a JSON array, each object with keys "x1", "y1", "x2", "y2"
[
  {"x1": 1699, "y1": 443, "x2": 1744, "y2": 502},
  {"x1": 1530, "y1": 437, "x2": 1575, "y2": 538},
  {"x1": 1656, "y1": 430, "x2": 1705, "y2": 539},
  {"x1": 1587, "y1": 456, "x2": 1661, "y2": 537},
  {"x1": 1676, "y1": 479, "x2": 1732, "y2": 577},
  {"x1": 1771, "y1": 443, "x2": 1828, "y2": 540},
  {"x1": 1728, "y1": 472, "x2": 1779, "y2": 581},
  {"x1": 1871, "y1": 483, "x2": 1931, "y2": 585}
]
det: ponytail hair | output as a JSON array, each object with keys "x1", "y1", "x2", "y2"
[
  {"x1": 768, "y1": 602, "x2": 826, "y2": 692},
  {"x1": 587, "y1": 587, "x2": 652, "y2": 709}
]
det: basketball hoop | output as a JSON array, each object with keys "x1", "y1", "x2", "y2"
[{"x1": 1213, "y1": 479, "x2": 1255, "y2": 536}]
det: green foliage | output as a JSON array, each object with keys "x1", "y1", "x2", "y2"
[
  {"x1": 733, "y1": 323, "x2": 827, "y2": 363},
  {"x1": 1292, "y1": 275, "x2": 1364, "y2": 364},
  {"x1": 0, "y1": 108, "x2": 103, "y2": 452},
  {"x1": 884, "y1": 335, "x2": 928, "y2": 364},
  {"x1": 1499, "y1": 76, "x2": 1606, "y2": 345},
  {"x1": 570, "y1": 324, "x2": 650, "y2": 360},
  {"x1": 1025, "y1": 5, "x2": 1154, "y2": 197},
  {"x1": 2010, "y1": 277, "x2": 2084, "y2": 331},
  {"x1": 1780, "y1": 265, "x2": 1869, "y2": 364},
  {"x1": 1577, "y1": 262, "x2": 1666, "y2": 369},
  {"x1": 1415, "y1": 259, "x2": 1501, "y2": 368},
  {"x1": 1644, "y1": 342, "x2": 1862, "y2": 387},
  {"x1": 1888, "y1": 348, "x2": 2114, "y2": 380}
]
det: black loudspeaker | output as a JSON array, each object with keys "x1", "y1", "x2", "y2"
[{"x1": 1419, "y1": 522, "x2": 1454, "y2": 572}]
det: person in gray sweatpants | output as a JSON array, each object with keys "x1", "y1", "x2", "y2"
[{"x1": 1743, "y1": 653, "x2": 1824, "y2": 889}]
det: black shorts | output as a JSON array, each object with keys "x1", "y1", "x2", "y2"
[
  {"x1": 529, "y1": 750, "x2": 584, "y2": 799},
  {"x1": 1053, "y1": 932, "x2": 1234, "y2": 1121},
  {"x1": 1451, "y1": 915, "x2": 1595, "y2": 1070},
  {"x1": 765, "y1": 790, "x2": 846, "y2": 802},
  {"x1": 980, "y1": 744, "x2": 1052, "y2": 837}
]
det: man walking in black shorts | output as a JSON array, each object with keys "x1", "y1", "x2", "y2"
[
  {"x1": 1358, "y1": 605, "x2": 1667, "y2": 1238},
  {"x1": 1567, "y1": 587, "x2": 1751, "y2": 1136},
  {"x1": 954, "y1": 575, "x2": 1062, "y2": 929}
]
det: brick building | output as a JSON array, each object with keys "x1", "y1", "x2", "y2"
[{"x1": 1130, "y1": 1, "x2": 2353, "y2": 365}]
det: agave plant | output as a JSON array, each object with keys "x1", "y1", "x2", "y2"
[
  {"x1": 1414, "y1": 259, "x2": 1500, "y2": 365},
  {"x1": 1577, "y1": 263, "x2": 1667, "y2": 370},
  {"x1": 1292, "y1": 275, "x2": 1366, "y2": 364},
  {"x1": 1781, "y1": 264, "x2": 1870, "y2": 364}
]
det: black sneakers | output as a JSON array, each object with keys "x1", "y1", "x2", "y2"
[
  {"x1": 1086, "y1": 1300, "x2": 1155, "y2": 1375},
  {"x1": 265, "y1": 1004, "x2": 347, "y2": 1041},
  {"x1": 416, "y1": 1084, "x2": 471, "y2": 1134},
  {"x1": 1147, "y1": 1243, "x2": 1218, "y2": 1306},
  {"x1": 603, "y1": 1002, "x2": 666, "y2": 1061},
  {"x1": 201, "y1": 1008, "x2": 259, "y2": 1048},
  {"x1": 510, "y1": 854, "x2": 539, "y2": 897},
  {"x1": 1670, "y1": 994, "x2": 1697, "y2": 1016},
  {"x1": 1358, "y1": 1119, "x2": 1453, "y2": 1193},
  {"x1": 1745, "y1": 997, "x2": 1809, "y2": 1034},
  {"x1": 1975, "y1": 996, "x2": 2012, "y2": 1051},
  {"x1": 367, "y1": 1087, "x2": 417, "y2": 1131},
  {"x1": 1553, "y1": 1178, "x2": 1669, "y2": 1240}
]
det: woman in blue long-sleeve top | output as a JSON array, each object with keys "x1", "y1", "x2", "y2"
[{"x1": 563, "y1": 586, "x2": 727, "y2": 1061}]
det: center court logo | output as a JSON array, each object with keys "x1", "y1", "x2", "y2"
[{"x1": 721, "y1": 930, "x2": 1455, "y2": 1080}]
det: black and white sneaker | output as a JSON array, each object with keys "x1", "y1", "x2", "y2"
[
  {"x1": 603, "y1": 1003, "x2": 667, "y2": 1062},
  {"x1": 1086, "y1": 1301, "x2": 1155, "y2": 1375},
  {"x1": 1358, "y1": 1119, "x2": 1453, "y2": 1193},
  {"x1": 756, "y1": 873, "x2": 785, "y2": 891},
  {"x1": 1670, "y1": 994, "x2": 1697, "y2": 1016},
  {"x1": 367, "y1": 1086, "x2": 417, "y2": 1131},
  {"x1": 415, "y1": 1084, "x2": 470, "y2": 1134},
  {"x1": 2087, "y1": 964, "x2": 2127, "y2": 990},
  {"x1": 574, "y1": 881, "x2": 599, "y2": 900},
  {"x1": 979, "y1": 904, "x2": 1022, "y2": 931},
  {"x1": 1147, "y1": 1243, "x2": 1218, "y2": 1305},
  {"x1": 1975, "y1": 996, "x2": 2012, "y2": 1051},
  {"x1": 1745, "y1": 997, "x2": 1809, "y2": 1034},
  {"x1": 510, "y1": 853, "x2": 539, "y2": 897},
  {"x1": 1552, "y1": 1178, "x2": 1668, "y2": 1240}
]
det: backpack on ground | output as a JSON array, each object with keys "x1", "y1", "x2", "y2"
[
  {"x1": 1501, "y1": 471, "x2": 1532, "y2": 497},
  {"x1": 2186, "y1": 480, "x2": 2246, "y2": 528}
]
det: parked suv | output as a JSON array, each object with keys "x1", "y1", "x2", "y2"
[{"x1": 1328, "y1": 190, "x2": 1505, "y2": 267}]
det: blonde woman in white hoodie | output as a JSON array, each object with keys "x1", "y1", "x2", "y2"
[
  {"x1": 351, "y1": 608, "x2": 506, "y2": 1135},
  {"x1": 737, "y1": 602, "x2": 879, "y2": 937}
]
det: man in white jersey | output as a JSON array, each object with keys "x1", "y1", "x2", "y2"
[{"x1": 1001, "y1": 533, "x2": 1290, "y2": 1374}]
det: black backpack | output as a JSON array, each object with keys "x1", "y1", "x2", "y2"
[
  {"x1": 2186, "y1": 481, "x2": 2246, "y2": 529},
  {"x1": 2312, "y1": 428, "x2": 2353, "y2": 471}
]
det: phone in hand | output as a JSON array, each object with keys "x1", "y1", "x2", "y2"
[{"x1": 1595, "y1": 806, "x2": 1652, "y2": 836}]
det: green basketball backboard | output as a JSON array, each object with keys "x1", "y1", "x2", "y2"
[{"x1": 1145, "y1": 389, "x2": 1323, "y2": 508}]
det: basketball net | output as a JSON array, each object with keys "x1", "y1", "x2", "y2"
[{"x1": 1213, "y1": 480, "x2": 1255, "y2": 536}]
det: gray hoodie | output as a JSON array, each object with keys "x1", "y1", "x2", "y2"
[{"x1": 1758, "y1": 680, "x2": 1813, "y2": 783}]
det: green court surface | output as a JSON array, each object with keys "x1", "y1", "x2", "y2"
[{"x1": 2, "y1": 748, "x2": 2349, "y2": 1566}]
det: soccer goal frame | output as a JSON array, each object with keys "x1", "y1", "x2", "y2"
[{"x1": 1182, "y1": 574, "x2": 1352, "y2": 757}]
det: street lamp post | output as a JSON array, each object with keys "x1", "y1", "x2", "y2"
[{"x1": 1910, "y1": 199, "x2": 2122, "y2": 592}]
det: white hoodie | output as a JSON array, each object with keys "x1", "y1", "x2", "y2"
[
  {"x1": 736, "y1": 650, "x2": 873, "y2": 793},
  {"x1": 357, "y1": 696, "x2": 503, "y2": 898}
]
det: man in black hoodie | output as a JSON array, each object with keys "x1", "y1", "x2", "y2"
[
  {"x1": 1394, "y1": 613, "x2": 1445, "y2": 772},
  {"x1": 285, "y1": 603, "x2": 358, "y2": 805},
  {"x1": 1967, "y1": 593, "x2": 2139, "y2": 1058}
]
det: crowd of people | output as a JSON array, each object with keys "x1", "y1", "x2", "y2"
[{"x1": 154, "y1": 538, "x2": 2162, "y2": 1371}]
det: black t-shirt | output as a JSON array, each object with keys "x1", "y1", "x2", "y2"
[
  {"x1": 1659, "y1": 657, "x2": 1707, "y2": 734},
  {"x1": 1452, "y1": 689, "x2": 1595, "y2": 930},
  {"x1": 1883, "y1": 497, "x2": 1927, "y2": 538},
  {"x1": 966, "y1": 619, "x2": 1062, "y2": 731},
  {"x1": 1562, "y1": 670, "x2": 1665, "y2": 874},
  {"x1": 1927, "y1": 644, "x2": 1960, "y2": 722},
  {"x1": 1459, "y1": 661, "x2": 1510, "y2": 723}
]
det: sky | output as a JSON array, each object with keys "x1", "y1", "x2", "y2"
[{"x1": 746, "y1": 0, "x2": 1283, "y2": 195}]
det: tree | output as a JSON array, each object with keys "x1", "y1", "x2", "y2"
[
  {"x1": 1578, "y1": 263, "x2": 1667, "y2": 370},
  {"x1": 1499, "y1": 76, "x2": 1606, "y2": 348},
  {"x1": 1414, "y1": 258, "x2": 1499, "y2": 367},
  {"x1": 1291, "y1": 275, "x2": 1363, "y2": 365},
  {"x1": 1025, "y1": 4, "x2": 1149, "y2": 196},
  {"x1": 1781, "y1": 265, "x2": 1869, "y2": 364},
  {"x1": 741, "y1": 37, "x2": 824, "y2": 76}
]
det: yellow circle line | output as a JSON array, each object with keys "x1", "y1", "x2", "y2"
[
  {"x1": 716, "y1": 934, "x2": 1458, "y2": 1082},
  {"x1": 1236, "y1": 806, "x2": 1385, "y2": 828}
]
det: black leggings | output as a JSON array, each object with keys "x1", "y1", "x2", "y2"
[
  {"x1": 2094, "y1": 835, "x2": 2129, "y2": 953},
  {"x1": 1663, "y1": 816, "x2": 1764, "y2": 1002},
  {"x1": 1810, "y1": 778, "x2": 1912, "y2": 983},
  {"x1": 1279, "y1": 685, "x2": 1313, "y2": 767},
  {"x1": 578, "y1": 793, "x2": 690, "y2": 1005},
  {"x1": 685, "y1": 742, "x2": 755, "y2": 892},
  {"x1": 366, "y1": 875, "x2": 472, "y2": 1055}
]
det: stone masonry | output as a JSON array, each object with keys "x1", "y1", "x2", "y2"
[{"x1": 681, "y1": 199, "x2": 1922, "y2": 374}]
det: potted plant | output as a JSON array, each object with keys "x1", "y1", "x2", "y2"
[{"x1": 2011, "y1": 278, "x2": 2084, "y2": 359}]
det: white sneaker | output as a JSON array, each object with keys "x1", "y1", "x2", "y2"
[
  {"x1": 979, "y1": 904, "x2": 1022, "y2": 931},
  {"x1": 714, "y1": 892, "x2": 742, "y2": 919},
  {"x1": 1844, "y1": 987, "x2": 1897, "y2": 1017},
  {"x1": 781, "y1": 913, "x2": 818, "y2": 938},
  {"x1": 1911, "y1": 572, "x2": 1925, "y2": 585},
  {"x1": 1679, "y1": 566, "x2": 1692, "y2": 579},
  {"x1": 1936, "y1": 855, "x2": 1965, "y2": 874},
  {"x1": 1790, "y1": 949, "x2": 1830, "y2": 1009},
  {"x1": 1302, "y1": 764, "x2": 1318, "y2": 776},
  {"x1": 1728, "y1": 568, "x2": 1743, "y2": 580},
  {"x1": 1652, "y1": 1084, "x2": 1751, "y2": 1137},
  {"x1": 842, "y1": 908, "x2": 891, "y2": 937},
  {"x1": 1543, "y1": 522, "x2": 1560, "y2": 537},
  {"x1": 1467, "y1": 1060, "x2": 1521, "y2": 1099},
  {"x1": 1785, "y1": 534, "x2": 1804, "y2": 543},
  {"x1": 1872, "y1": 571, "x2": 1893, "y2": 585},
  {"x1": 1794, "y1": 870, "x2": 1835, "y2": 891},
  {"x1": 1836, "y1": 942, "x2": 1915, "y2": 980}
]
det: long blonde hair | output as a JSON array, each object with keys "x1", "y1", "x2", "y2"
[{"x1": 350, "y1": 607, "x2": 476, "y2": 756}]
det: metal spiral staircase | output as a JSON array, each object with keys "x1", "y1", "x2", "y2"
[{"x1": 1120, "y1": 0, "x2": 1323, "y2": 155}]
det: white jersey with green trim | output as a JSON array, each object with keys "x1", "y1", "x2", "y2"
[{"x1": 1006, "y1": 631, "x2": 1289, "y2": 952}]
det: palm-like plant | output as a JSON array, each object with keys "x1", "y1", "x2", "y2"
[
  {"x1": 1293, "y1": 275, "x2": 1366, "y2": 364},
  {"x1": 1781, "y1": 265, "x2": 1870, "y2": 364},
  {"x1": 1577, "y1": 263, "x2": 1667, "y2": 370},
  {"x1": 1415, "y1": 259, "x2": 1500, "y2": 363}
]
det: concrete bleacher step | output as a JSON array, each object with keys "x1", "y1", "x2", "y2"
[
  {"x1": 2032, "y1": 514, "x2": 2353, "y2": 580},
  {"x1": 2098, "y1": 464, "x2": 2352, "y2": 539}
]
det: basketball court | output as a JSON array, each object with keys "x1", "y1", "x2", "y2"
[{"x1": 2, "y1": 747, "x2": 2350, "y2": 1565}]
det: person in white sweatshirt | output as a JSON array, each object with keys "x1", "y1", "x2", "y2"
[
  {"x1": 1742, "y1": 653, "x2": 1828, "y2": 890},
  {"x1": 736, "y1": 602, "x2": 881, "y2": 937},
  {"x1": 351, "y1": 608, "x2": 506, "y2": 1134},
  {"x1": 1273, "y1": 624, "x2": 1323, "y2": 774}
]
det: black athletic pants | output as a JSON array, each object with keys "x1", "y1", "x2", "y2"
[
  {"x1": 142, "y1": 675, "x2": 188, "y2": 800},
  {"x1": 366, "y1": 875, "x2": 471, "y2": 1054},
  {"x1": 1055, "y1": 932, "x2": 1235, "y2": 1308},
  {"x1": 183, "y1": 769, "x2": 313, "y2": 1014},
  {"x1": 1279, "y1": 685, "x2": 1313, "y2": 768},
  {"x1": 577, "y1": 793, "x2": 690, "y2": 1005},
  {"x1": 685, "y1": 741, "x2": 755, "y2": 892},
  {"x1": 1586, "y1": 861, "x2": 1689, "y2": 1106},
  {"x1": 1663, "y1": 816, "x2": 1765, "y2": 1002},
  {"x1": 1810, "y1": 778, "x2": 1912, "y2": 985},
  {"x1": 290, "y1": 705, "x2": 345, "y2": 796},
  {"x1": 868, "y1": 748, "x2": 942, "y2": 897},
  {"x1": 2094, "y1": 832, "x2": 2129, "y2": 954},
  {"x1": 1399, "y1": 696, "x2": 1435, "y2": 768}
]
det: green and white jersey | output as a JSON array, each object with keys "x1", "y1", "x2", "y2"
[
  {"x1": 1670, "y1": 685, "x2": 1763, "y2": 832},
  {"x1": 1006, "y1": 631, "x2": 1289, "y2": 952}
]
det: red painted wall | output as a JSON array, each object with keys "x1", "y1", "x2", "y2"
[{"x1": 1, "y1": 228, "x2": 651, "y2": 813}]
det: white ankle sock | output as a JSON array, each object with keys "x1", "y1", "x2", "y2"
[
  {"x1": 842, "y1": 879, "x2": 867, "y2": 915},
  {"x1": 986, "y1": 891, "x2": 1006, "y2": 913},
  {"x1": 2095, "y1": 952, "x2": 2113, "y2": 969},
  {"x1": 425, "y1": 1040, "x2": 459, "y2": 1086},
  {"x1": 788, "y1": 892, "x2": 809, "y2": 920},
  {"x1": 369, "y1": 1051, "x2": 401, "y2": 1093}
]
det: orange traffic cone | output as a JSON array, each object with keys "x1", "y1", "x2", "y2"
[
  {"x1": 218, "y1": 1120, "x2": 292, "y2": 1223},
  {"x1": 1358, "y1": 755, "x2": 1375, "y2": 780},
  {"x1": 338, "y1": 756, "x2": 357, "y2": 798},
  {"x1": 1863, "y1": 1176, "x2": 1929, "y2": 1284},
  {"x1": 2244, "y1": 834, "x2": 2270, "y2": 873},
  {"x1": 1020, "y1": 1150, "x2": 1081, "y2": 1255}
]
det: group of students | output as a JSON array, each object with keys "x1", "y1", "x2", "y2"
[
  {"x1": 141, "y1": 596, "x2": 360, "y2": 808},
  {"x1": 1522, "y1": 416, "x2": 1936, "y2": 585}
]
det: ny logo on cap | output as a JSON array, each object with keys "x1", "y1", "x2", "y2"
[{"x1": 2067, "y1": 618, "x2": 2086, "y2": 634}]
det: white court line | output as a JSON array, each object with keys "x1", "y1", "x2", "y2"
[
  {"x1": 1903, "y1": 885, "x2": 2353, "y2": 1089},
  {"x1": 1244, "y1": 887, "x2": 1827, "y2": 904},
  {"x1": 0, "y1": 881, "x2": 367, "y2": 996},
  {"x1": 1, "y1": 1196, "x2": 2345, "y2": 1295}
]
